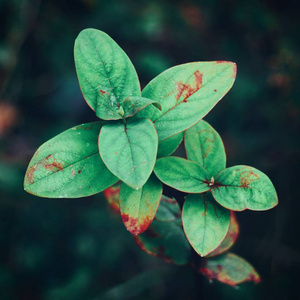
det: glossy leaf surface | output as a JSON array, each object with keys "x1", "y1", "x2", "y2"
[
  {"x1": 199, "y1": 252, "x2": 261, "y2": 286},
  {"x1": 74, "y1": 28, "x2": 140, "y2": 120},
  {"x1": 185, "y1": 120, "x2": 226, "y2": 176},
  {"x1": 135, "y1": 196, "x2": 191, "y2": 265},
  {"x1": 119, "y1": 175, "x2": 162, "y2": 235},
  {"x1": 136, "y1": 61, "x2": 236, "y2": 141},
  {"x1": 212, "y1": 166, "x2": 278, "y2": 211},
  {"x1": 157, "y1": 131, "x2": 184, "y2": 158},
  {"x1": 207, "y1": 212, "x2": 239, "y2": 257},
  {"x1": 154, "y1": 157, "x2": 211, "y2": 193},
  {"x1": 99, "y1": 118, "x2": 158, "y2": 189},
  {"x1": 24, "y1": 122, "x2": 118, "y2": 198},
  {"x1": 182, "y1": 193, "x2": 230, "y2": 257}
]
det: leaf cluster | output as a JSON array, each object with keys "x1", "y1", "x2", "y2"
[{"x1": 24, "y1": 29, "x2": 278, "y2": 286}]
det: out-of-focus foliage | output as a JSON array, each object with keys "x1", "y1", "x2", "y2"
[{"x1": 0, "y1": 0, "x2": 299, "y2": 299}]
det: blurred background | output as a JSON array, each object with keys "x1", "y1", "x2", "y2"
[{"x1": 0, "y1": 0, "x2": 299, "y2": 299}]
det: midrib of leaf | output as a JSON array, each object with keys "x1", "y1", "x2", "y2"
[
  {"x1": 152, "y1": 65, "x2": 232, "y2": 123},
  {"x1": 85, "y1": 32, "x2": 119, "y2": 101},
  {"x1": 27, "y1": 151, "x2": 99, "y2": 187}
]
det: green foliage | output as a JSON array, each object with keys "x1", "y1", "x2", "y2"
[
  {"x1": 99, "y1": 118, "x2": 158, "y2": 189},
  {"x1": 24, "y1": 122, "x2": 118, "y2": 198},
  {"x1": 185, "y1": 120, "x2": 226, "y2": 177},
  {"x1": 154, "y1": 157, "x2": 211, "y2": 193},
  {"x1": 24, "y1": 28, "x2": 278, "y2": 287},
  {"x1": 182, "y1": 193, "x2": 230, "y2": 257},
  {"x1": 212, "y1": 166, "x2": 278, "y2": 211},
  {"x1": 119, "y1": 175, "x2": 162, "y2": 235},
  {"x1": 199, "y1": 252, "x2": 261, "y2": 286},
  {"x1": 135, "y1": 61, "x2": 237, "y2": 141}
]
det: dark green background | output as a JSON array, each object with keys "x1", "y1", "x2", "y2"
[{"x1": 0, "y1": 0, "x2": 299, "y2": 299}]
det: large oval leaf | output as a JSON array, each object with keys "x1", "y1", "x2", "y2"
[
  {"x1": 135, "y1": 196, "x2": 191, "y2": 265},
  {"x1": 157, "y1": 131, "x2": 184, "y2": 158},
  {"x1": 154, "y1": 157, "x2": 211, "y2": 193},
  {"x1": 199, "y1": 252, "x2": 261, "y2": 286},
  {"x1": 24, "y1": 122, "x2": 118, "y2": 198},
  {"x1": 99, "y1": 118, "x2": 158, "y2": 189},
  {"x1": 119, "y1": 175, "x2": 162, "y2": 235},
  {"x1": 185, "y1": 120, "x2": 226, "y2": 176},
  {"x1": 74, "y1": 28, "x2": 141, "y2": 120},
  {"x1": 136, "y1": 61, "x2": 236, "y2": 141},
  {"x1": 212, "y1": 165, "x2": 278, "y2": 211},
  {"x1": 182, "y1": 193, "x2": 230, "y2": 257},
  {"x1": 207, "y1": 212, "x2": 239, "y2": 257}
]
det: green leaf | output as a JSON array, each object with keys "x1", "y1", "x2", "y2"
[
  {"x1": 157, "y1": 132, "x2": 184, "y2": 158},
  {"x1": 182, "y1": 193, "x2": 230, "y2": 257},
  {"x1": 212, "y1": 166, "x2": 278, "y2": 211},
  {"x1": 135, "y1": 196, "x2": 191, "y2": 265},
  {"x1": 24, "y1": 122, "x2": 118, "y2": 198},
  {"x1": 154, "y1": 195, "x2": 181, "y2": 222},
  {"x1": 99, "y1": 118, "x2": 158, "y2": 189},
  {"x1": 207, "y1": 212, "x2": 239, "y2": 257},
  {"x1": 136, "y1": 61, "x2": 236, "y2": 141},
  {"x1": 104, "y1": 184, "x2": 121, "y2": 214},
  {"x1": 185, "y1": 120, "x2": 226, "y2": 176},
  {"x1": 122, "y1": 96, "x2": 162, "y2": 119},
  {"x1": 154, "y1": 157, "x2": 211, "y2": 193},
  {"x1": 74, "y1": 28, "x2": 141, "y2": 120},
  {"x1": 119, "y1": 175, "x2": 162, "y2": 235},
  {"x1": 199, "y1": 252, "x2": 261, "y2": 286}
]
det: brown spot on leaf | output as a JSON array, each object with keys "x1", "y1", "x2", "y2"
[
  {"x1": 175, "y1": 70, "x2": 203, "y2": 102},
  {"x1": 26, "y1": 165, "x2": 37, "y2": 184},
  {"x1": 239, "y1": 167, "x2": 259, "y2": 188},
  {"x1": 78, "y1": 170, "x2": 82, "y2": 174}
]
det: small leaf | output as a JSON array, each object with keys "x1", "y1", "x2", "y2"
[
  {"x1": 212, "y1": 166, "x2": 278, "y2": 211},
  {"x1": 157, "y1": 132, "x2": 184, "y2": 158},
  {"x1": 104, "y1": 184, "x2": 121, "y2": 213},
  {"x1": 185, "y1": 120, "x2": 226, "y2": 176},
  {"x1": 207, "y1": 212, "x2": 239, "y2": 257},
  {"x1": 154, "y1": 157, "x2": 211, "y2": 193},
  {"x1": 136, "y1": 61, "x2": 236, "y2": 141},
  {"x1": 199, "y1": 252, "x2": 261, "y2": 286},
  {"x1": 154, "y1": 195, "x2": 181, "y2": 222},
  {"x1": 119, "y1": 174, "x2": 162, "y2": 235},
  {"x1": 74, "y1": 28, "x2": 141, "y2": 120},
  {"x1": 24, "y1": 122, "x2": 118, "y2": 198},
  {"x1": 182, "y1": 193, "x2": 230, "y2": 257},
  {"x1": 135, "y1": 196, "x2": 191, "y2": 265},
  {"x1": 122, "y1": 96, "x2": 162, "y2": 118},
  {"x1": 99, "y1": 118, "x2": 158, "y2": 189}
]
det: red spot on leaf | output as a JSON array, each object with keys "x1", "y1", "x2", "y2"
[
  {"x1": 104, "y1": 186, "x2": 120, "y2": 213},
  {"x1": 214, "y1": 89, "x2": 217, "y2": 92},
  {"x1": 78, "y1": 170, "x2": 82, "y2": 174},
  {"x1": 99, "y1": 90, "x2": 107, "y2": 95},
  {"x1": 121, "y1": 213, "x2": 154, "y2": 235},
  {"x1": 176, "y1": 70, "x2": 203, "y2": 102}
]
